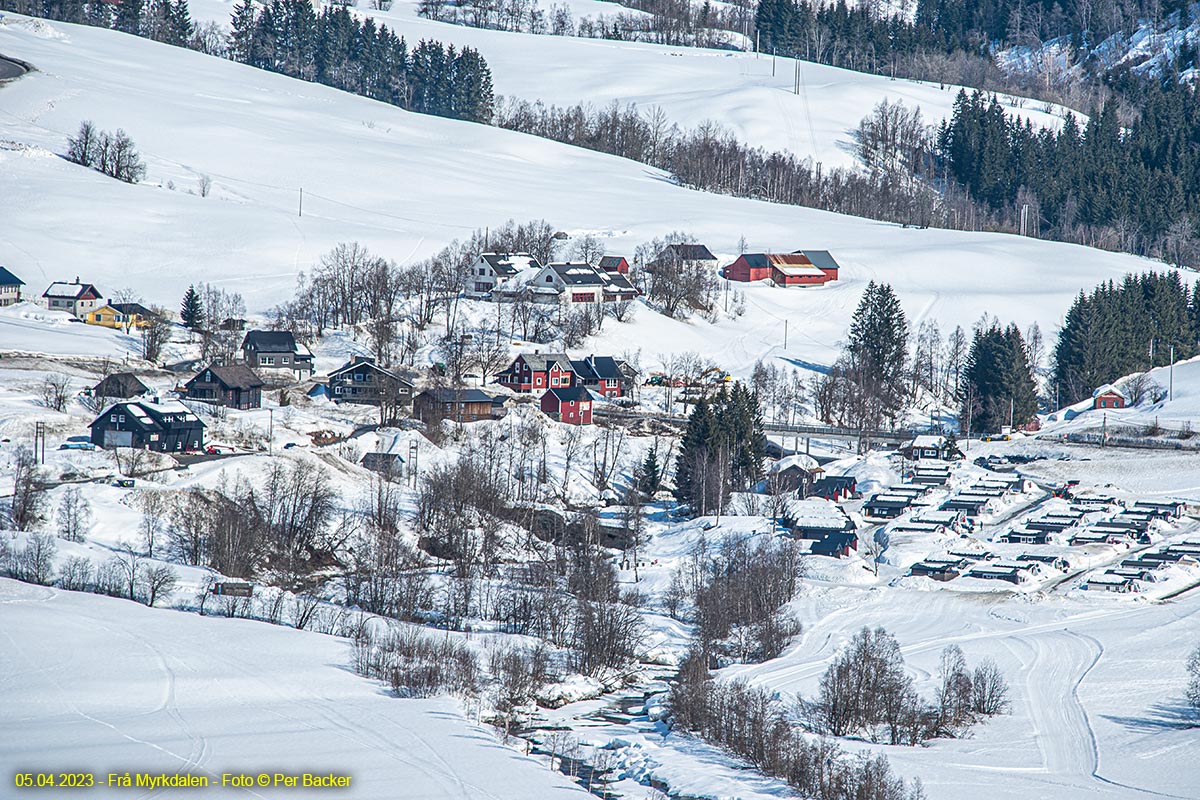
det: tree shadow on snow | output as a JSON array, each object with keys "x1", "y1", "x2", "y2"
[{"x1": 1101, "y1": 700, "x2": 1200, "y2": 733}]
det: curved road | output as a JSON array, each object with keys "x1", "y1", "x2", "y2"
[{"x1": 0, "y1": 54, "x2": 28, "y2": 81}]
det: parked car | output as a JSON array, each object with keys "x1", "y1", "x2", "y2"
[
  {"x1": 112, "y1": 479, "x2": 135, "y2": 488},
  {"x1": 59, "y1": 442, "x2": 97, "y2": 451}
]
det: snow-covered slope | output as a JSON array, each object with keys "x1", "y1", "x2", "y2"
[
  {"x1": 0, "y1": 578, "x2": 588, "y2": 799},
  {"x1": 0, "y1": 15, "x2": 1166, "y2": 375},
  {"x1": 188, "y1": 0, "x2": 1075, "y2": 167}
]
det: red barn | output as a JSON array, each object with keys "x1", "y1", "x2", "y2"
[
  {"x1": 496, "y1": 352, "x2": 574, "y2": 393},
  {"x1": 1092, "y1": 384, "x2": 1127, "y2": 410},
  {"x1": 597, "y1": 255, "x2": 630, "y2": 275},
  {"x1": 724, "y1": 253, "x2": 838, "y2": 286},
  {"x1": 541, "y1": 386, "x2": 593, "y2": 424}
]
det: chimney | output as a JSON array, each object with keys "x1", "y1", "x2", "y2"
[{"x1": 74, "y1": 276, "x2": 80, "y2": 284}]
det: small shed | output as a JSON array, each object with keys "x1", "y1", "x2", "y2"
[
  {"x1": 93, "y1": 372, "x2": 149, "y2": 399},
  {"x1": 900, "y1": 436, "x2": 958, "y2": 461},
  {"x1": 1092, "y1": 384, "x2": 1127, "y2": 410},
  {"x1": 767, "y1": 454, "x2": 820, "y2": 495}
]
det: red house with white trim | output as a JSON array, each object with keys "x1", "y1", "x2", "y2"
[
  {"x1": 497, "y1": 352, "x2": 575, "y2": 393},
  {"x1": 1092, "y1": 384, "x2": 1127, "y2": 410},
  {"x1": 541, "y1": 386, "x2": 593, "y2": 424}
]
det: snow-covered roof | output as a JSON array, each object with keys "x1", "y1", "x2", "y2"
[
  {"x1": 480, "y1": 252, "x2": 540, "y2": 277},
  {"x1": 769, "y1": 453, "x2": 819, "y2": 474},
  {"x1": 1092, "y1": 384, "x2": 1127, "y2": 399},
  {"x1": 43, "y1": 280, "x2": 100, "y2": 299},
  {"x1": 783, "y1": 497, "x2": 850, "y2": 527},
  {"x1": 907, "y1": 434, "x2": 946, "y2": 449}
]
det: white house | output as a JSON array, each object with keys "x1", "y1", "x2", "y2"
[
  {"x1": 43, "y1": 279, "x2": 103, "y2": 319},
  {"x1": 466, "y1": 252, "x2": 542, "y2": 299},
  {"x1": 495, "y1": 262, "x2": 639, "y2": 305}
]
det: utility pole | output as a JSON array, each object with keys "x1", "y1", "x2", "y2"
[
  {"x1": 755, "y1": 30, "x2": 759, "y2": 57},
  {"x1": 1020, "y1": 203, "x2": 1028, "y2": 236},
  {"x1": 1149, "y1": 337, "x2": 1155, "y2": 366},
  {"x1": 1102, "y1": 412, "x2": 1107, "y2": 446},
  {"x1": 783, "y1": 319, "x2": 788, "y2": 349},
  {"x1": 772, "y1": 47, "x2": 776, "y2": 77},
  {"x1": 268, "y1": 408, "x2": 274, "y2": 455},
  {"x1": 298, "y1": 187, "x2": 303, "y2": 218},
  {"x1": 1170, "y1": 344, "x2": 1175, "y2": 401},
  {"x1": 34, "y1": 421, "x2": 46, "y2": 464}
]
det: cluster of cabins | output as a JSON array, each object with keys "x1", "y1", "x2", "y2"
[
  {"x1": 467, "y1": 252, "x2": 639, "y2": 305},
  {"x1": 862, "y1": 462, "x2": 955, "y2": 520},
  {"x1": 1087, "y1": 537, "x2": 1200, "y2": 592},
  {"x1": 86, "y1": 335, "x2": 643, "y2": 453},
  {"x1": 463, "y1": 243, "x2": 844, "y2": 304},
  {"x1": 910, "y1": 544, "x2": 1066, "y2": 584}
]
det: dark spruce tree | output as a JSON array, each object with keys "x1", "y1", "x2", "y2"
[
  {"x1": 637, "y1": 445, "x2": 662, "y2": 498},
  {"x1": 674, "y1": 386, "x2": 765, "y2": 517},
  {"x1": 180, "y1": 285, "x2": 204, "y2": 331},
  {"x1": 962, "y1": 322, "x2": 1037, "y2": 435},
  {"x1": 845, "y1": 280, "x2": 909, "y2": 424}
]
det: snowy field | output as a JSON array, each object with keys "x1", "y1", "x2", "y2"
[
  {"x1": 0, "y1": 578, "x2": 589, "y2": 800},
  {"x1": 0, "y1": 15, "x2": 1164, "y2": 378}
]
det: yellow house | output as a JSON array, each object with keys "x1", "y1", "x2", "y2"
[{"x1": 85, "y1": 302, "x2": 155, "y2": 330}]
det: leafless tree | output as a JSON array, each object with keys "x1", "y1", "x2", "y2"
[
  {"x1": 11, "y1": 445, "x2": 46, "y2": 531},
  {"x1": 1187, "y1": 644, "x2": 1200, "y2": 711},
  {"x1": 137, "y1": 490, "x2": 169, "y2": 558},
  {"x1": 140, "y1": 308, "x2": 173, "y2": 363},
  {"x1": 140, "y1": 563, "x2": 179, "y2": 607},
  {"x1": 14, "y1": 533, "x2": 57, "y2": 585},
  {"x1": 39, "y1": 373, "x2": 73, "y2": 412},
  {"x1": 112, "y1": 446, "x2": 151, "y2": 478},
  {"x1": 110, "y1": 546, "x2": 145, "y2": 602},
  {"x1": 970, "y1": 658, "x2": 1010, "y2": 717},
  {"x1": 56, "y1": 486, "x2": 93, "y2": 543}
]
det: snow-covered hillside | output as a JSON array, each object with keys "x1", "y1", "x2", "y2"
[
  {"x1": 0, "y1": 578, "x2": 589, "y2": 800},
  {"x1": 0, "y1": 15, "x2": 1165, "y2": 377},
  {"x1": 188, "y1": 0, "x2": 1075, "y2": 167}
]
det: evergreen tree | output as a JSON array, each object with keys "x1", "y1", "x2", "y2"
[
  {"x1": 637, "y1": 445, "x2": 662, "y2": 498},
  {"x1": 674, "y1": 398, "x2": 714, "y2": 514},
  {"x1": 846, "y1": 281, "x2": 909, "y2": 423},
  {"x1": 963, "y1": 321, "x2": 1037, "y2": 433},
  {"x1": 180, "y1": 285, "x2": 204, "y2": 331},
  {"x1": 113, "y1": 0, "x2": 143, "y2": 34}
]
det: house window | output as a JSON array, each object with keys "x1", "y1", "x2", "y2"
[
  {"x1": 118, "y1": 414, "x2": 125, "y2": 422},
  {"x1": 110, "y1": 414, "x2": 117, "y2": 422},
  {"x1": 281, "y1": 356, "x2": 290, "y2": 364},
  {"x1": 546, "y1": 276, "x2": 553, "y2": 283},
  {"x1": 260, "y1": 356, "x2": 274, "y2": 366},
  {"x1": 571, "y1": 292, "x2": 592, "y2": 303}
]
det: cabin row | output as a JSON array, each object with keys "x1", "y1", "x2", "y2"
[
  {"x1": 910, "y1": 547, "x2": 1066, "y2": 584},
  {"x1": 1085, "y1": 539, "x2": 1200, "y2": 592}
]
